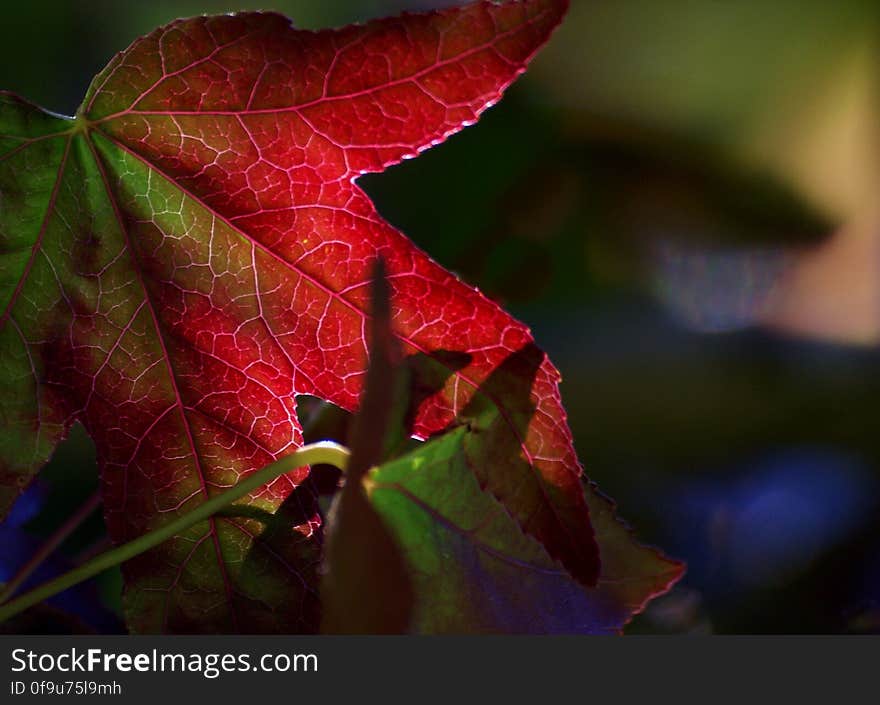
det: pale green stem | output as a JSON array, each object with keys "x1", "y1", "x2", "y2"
[{"x1": 0, "y1": 441, "x2": 350, "y2": 624}]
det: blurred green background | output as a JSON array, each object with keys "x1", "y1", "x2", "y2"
[{"x1": 2, "y1": 0, "x2": 879, "y2": 633}]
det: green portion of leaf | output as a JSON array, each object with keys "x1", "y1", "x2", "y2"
[
  {"x1": 369, "y1": 426, "x2": 683, "y2": 633},
  {"x1": 0, "y1": 94, "x2": 76, "y2": 519}
]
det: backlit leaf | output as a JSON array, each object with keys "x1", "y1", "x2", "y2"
[{"x1": 0, "y1": 0, "x2": 621, "y2": 632}]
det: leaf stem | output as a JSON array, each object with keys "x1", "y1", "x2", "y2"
[
  {"x1": 0, "y1": 490, "x2": 102, "y2": 605},
  {"x1": 0, "y1": 441, "x2": 350, "y2": 625}
]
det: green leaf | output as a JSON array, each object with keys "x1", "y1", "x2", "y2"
[{"x1": 368, "y1": 425, "x2": 683, "y2": 634}]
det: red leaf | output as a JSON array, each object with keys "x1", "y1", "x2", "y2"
[{"x1": 1, "y1": 0, "x2": 601, "y2": 632}]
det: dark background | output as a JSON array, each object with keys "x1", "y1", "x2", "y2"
[{"x1": 2, "y1": 0, "x2": 879, "y2": 633}]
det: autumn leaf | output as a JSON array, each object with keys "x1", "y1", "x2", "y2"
[
  {"x1": 368, "y1": 419, "x2": 683, "y2": 633},
  {"x1": 0, "y1": 0, "x2": 607, "y2": 633}
]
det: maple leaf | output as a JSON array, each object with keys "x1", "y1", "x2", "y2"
[{"x1": 0, "y1": 0, "x2": 616, "y2": 633}]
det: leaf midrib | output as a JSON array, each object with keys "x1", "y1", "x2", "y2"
[
  {"x1": 82, "y1": 130, "x2": 242, "y2": 633},
  {"x1": 87, "y1": 3, "x2": 555, "y2": 125}
]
